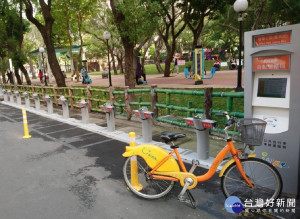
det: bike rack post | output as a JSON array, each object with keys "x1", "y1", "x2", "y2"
[
  {"x1": 14, "y1": 91, "x2": 21, "y2": 105},
  {"x1": 0, "y1": 84, "x2": 3, "y2": 97},
  {"x1": 43, "y1": 94, "x2": 53, "y2": 114},
  {"x1": 23, "y1": 92, "x2": 30, "y2": 108},
  {"x1": 185, "y1": 115, "x2": 216, "y2": 160},
  {"x1": 58, "y1": 96, "x2": 69, "y2": 119},
  {"x1": 32, "y1": 93, "x2": 40, "y2": 111},
  {"x1": 7, "y1": 90, "x2": 14, "y2": 104},
  {"x1": 76, "y1": 99, "x2": 89, "y2": 124},
  {"x1": 100, "y1": 103, "x2": 115, "y2": 132},
  {"x1": 134, "y1": 107, "x2": 154, "y2": 143},
  {"x1": 129, "y1": 132, "x2": 143, "y2": 191},
  {"x1": 3, "y1": 90, "x2": 8, "y2": 102}
]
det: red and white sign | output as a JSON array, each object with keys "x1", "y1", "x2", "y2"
[
  {"x1": 254, "y1": 31, "x2": 291, "y2": 47},
  {"x1": 177, "y1": 60, "x2": 185, "y2": 66},
  {"x1": 253, "y1": 55, "x2": 290, "y2": 71},
  {"x1": 185, "y1": 118, "x2": 194, "y2": 126}
]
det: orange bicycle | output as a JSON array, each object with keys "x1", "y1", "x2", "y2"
[{"x1": 123, "y1": 113, "x2": 282, "y2": 208}]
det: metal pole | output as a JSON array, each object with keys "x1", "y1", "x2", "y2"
[
  {"x1": 235, "y1": 12, "x2": 244, "y2": 92},
  {"x1": 42, "y1": 52, "x2": 48, "y2": 86},
  {"x1": 107, "y1": 39, "x2": 112, "y2": 87}
]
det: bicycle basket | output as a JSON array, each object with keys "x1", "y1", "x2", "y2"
[{"x1": 237, "y1": 118, "x2": 267, "y2": 146}]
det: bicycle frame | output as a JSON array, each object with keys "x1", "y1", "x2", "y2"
[{"x1": 150, "y1": 140, "x2": 254, "y2": 187}]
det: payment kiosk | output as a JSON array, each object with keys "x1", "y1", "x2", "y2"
[{"x1": 244, "y1": 24, "x2": 300, "y2": 196}]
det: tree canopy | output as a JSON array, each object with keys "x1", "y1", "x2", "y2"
[{"x1": 1, "y1": 0, "x2": 299, "y2": 87}]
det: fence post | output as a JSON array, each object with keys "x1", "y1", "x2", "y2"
[
  {"x1": 69, "y1": 86, "x2": 74, "y2": 109},
  {"x1": 227, "y1": 96, "x2": 233, "y2": 113},
  {"x1": 187, "y1": 101, "x2": 192, "y2": 117},
  {"x1": 87, "y1": 85, "x2": 92, "y2": 112},
  {"x1": 151, "y1": 85, "x2": 158, "y2": 117},
  {"x1": 124, "y1": 86, "x2": 132, "y2": 120},
  {"x1": 119, "y1": 99, "x2": 123, "y2": 114},
  {"x1": 204, "y1": 87, "x2": 213, "y2": 119},
  {"x1": 166, "y1": 91, "x2": 170, "y2": 115},
  {"x1": 109, "y1": 86, "x2": 115, "y2": 105},
  {"x1": 53, "y1": 85, "x2": 58, "y2": 106}
]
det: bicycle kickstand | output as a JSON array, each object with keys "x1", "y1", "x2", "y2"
[{"x1": 178, "y1": 178, "x2": 197, "y2": 209}]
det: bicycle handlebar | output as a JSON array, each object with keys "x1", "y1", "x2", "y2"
[{"x1": 215, "y1": 112, "x2": 235, "y2": 139}]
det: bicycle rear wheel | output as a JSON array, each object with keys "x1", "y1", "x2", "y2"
[
  {"x1": 221, "y1": 158, "x2": 282, "y2": 207},
  {"x1": 123, "y1": 156, "x2": 174, "y2": 199}
]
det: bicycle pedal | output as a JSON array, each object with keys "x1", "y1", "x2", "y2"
[{"x1": 178, "y1": 191, "x2": 197, "y2": 209}]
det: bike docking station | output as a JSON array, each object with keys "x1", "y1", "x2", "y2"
[
  {"x1": 244, "y1": 24, "x2": 300, "y2": 196},
  {"x1": 3, "y1": 89, "x2": 8, "y2": 102},
  {"x1": 14, "y1": 91, "x2": 21, "y2": 105},
  {"x1": 23, "y1": 92, "x2": 30, "y2": 108},
  {"x1": 76, "y1": 99, "x2": 89, "y2": 124},
  {"x1": 134, "y1": 107, "x2": 154, "y2": 143},
  {"x1": 7, "y1": 90, "x2": 14, "y2": 104},
  {"x1": 0, "y1": 84, "x2": 3, "y2": 98},
  {"x1": 58, "y1": 96, "x2": 69, "y2": 119},
  {"x1": 43, "y1": 94, "x2": 53, "y2": 114},
  {"x1": 185, "y1": 114, "x2": 217, "y2": 160},
  {"x1": 100, "y1": 103, "x2": 115, "y2": 132},
  {"x1": 32, "y1": 93, "x2": 40, "y2": 111}
]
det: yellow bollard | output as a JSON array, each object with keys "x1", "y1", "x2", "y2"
[
  {"x1": 129, "y1": 132, "x2": 143, "y2": 191},
  {"x1": 22, "y1": 108, "x2": 31, "y2": 139}
]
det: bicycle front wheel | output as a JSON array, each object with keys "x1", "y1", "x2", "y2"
[
  {"x1": 123, "y1": 156, "x2": 174, "y2": 199},
  {"x1": 221, "y1": 158, "x2": 282, "y2": 207}
]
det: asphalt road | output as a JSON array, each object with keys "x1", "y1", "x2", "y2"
[{"x1": 0, "y1": 103, "x2": 298, "y2": 219}]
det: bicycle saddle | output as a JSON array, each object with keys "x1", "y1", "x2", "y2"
[{"x1": 161, "y1": 132, "x2": 186, "y2": 144}]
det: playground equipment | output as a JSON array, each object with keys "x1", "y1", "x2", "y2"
[
  {"x1": 244, "y1": 24, "x2": 300, "y2": 196},
  {"x1": 192, "y1": 49, "x2": 217, "y2": 84}
]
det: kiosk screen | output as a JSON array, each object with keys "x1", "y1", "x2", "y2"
[{"x1": 257, "y1": 78, "x2": 287, "y2": 98}]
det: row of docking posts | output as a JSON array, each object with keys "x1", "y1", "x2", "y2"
[
  {"x1": 1, "y1": 88, "x2": 154, "y2": 143},
  {"x1": 1, "y1": 86, "x2": 214, "y2": 160}
]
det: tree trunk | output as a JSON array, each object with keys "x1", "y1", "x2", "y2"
[
  {"x1": 45, "y1": 40, "x2": 66, "y2": 87},
  {"x1": 154, "y1": 38, "x2": 164, "y2": 74},
  {"x1": 29, "y1": 56, "x2": 36, "y2": 79},
  {"x1": 111, "y1": 50, "x2": 117, "y2": 75},
  {"x1": 14, "y1": 69, "x2": 22, "y2": 85},
  {"x1": 19, "y1": 64, "x2": 31, "y2": 85},
  {"x1": 73, "y1": 58, "x2": 79, "y2": 81},
  {"x1": 164, "y1": 54, "x2": 173, "y2": 77},
  {"x1": 123, "y1": 42, "x2": 135, "y2": 88},
  {"x1": 2, "y1": 72, "x2": 7, "y2": 84},
  {"x1": 117, "y1": 55, "x2": 124, "y2": 74}
]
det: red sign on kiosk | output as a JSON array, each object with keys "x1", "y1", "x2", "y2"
[
  {"x1": 254, "y1": 31, "x2": 291, "y2": 47},
  {"x1": 253, "y1": 55, "x2": 290, "y2": 71}
]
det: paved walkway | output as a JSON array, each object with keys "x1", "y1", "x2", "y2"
[
  {"x1": 31, "y1": 70, "x2": 244, "y2": 89},
  {"x1": 1, "y1": 102, "x2": 299, "y2": 219}
]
